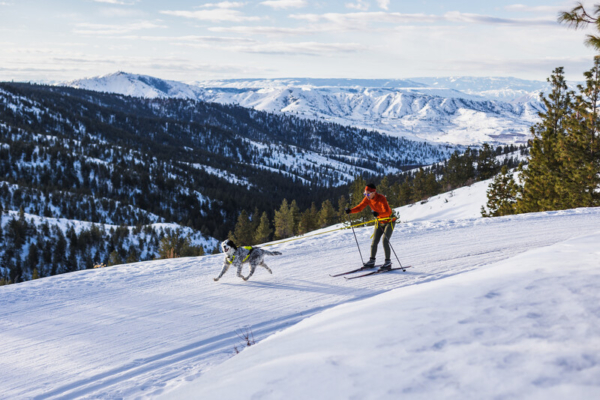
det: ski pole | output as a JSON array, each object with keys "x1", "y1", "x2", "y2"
[{"x1": 349, "y1": 217, "x2": 365, "y2": 265}]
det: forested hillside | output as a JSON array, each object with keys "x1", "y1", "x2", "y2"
[{"x1": 0, "y1": 83, "x2": 458, "y2": 283}]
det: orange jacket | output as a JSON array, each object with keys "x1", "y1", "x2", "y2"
[{"x1": 349, "y1": 193, "x2": 393, "y2": 220}]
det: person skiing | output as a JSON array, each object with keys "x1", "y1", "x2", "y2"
[{"x1": 346, "y1": 183, "x2": 396, "y2": 270}]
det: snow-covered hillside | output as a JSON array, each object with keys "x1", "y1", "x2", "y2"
[
  {"x1": 64, "y1": 72, "x2": 549, "y2": 146},
  {"x1": 163, "y1": 229, "x2": 600, "y2": 400},
  {"x1": 2, "y1": 174, "x2": 600, "y2": 399},
  {"x1": 397, "y1": 179, "x2": 491, "y2": 222}
]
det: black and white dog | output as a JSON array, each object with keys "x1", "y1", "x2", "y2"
[{"x1": 214, "y1": 240, "x2": 282, "y2": 281}]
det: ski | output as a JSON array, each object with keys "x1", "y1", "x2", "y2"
[
  {"x1": 344, "y1": 265, "x2": 412, "y2": 280},
  {"x1": 330, "y1": 266, "x2": 376, "y2": 277}
]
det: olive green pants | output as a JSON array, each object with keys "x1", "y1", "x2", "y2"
[{"x1": 370, "y1": 222, "x2": 394, "y2": 260}]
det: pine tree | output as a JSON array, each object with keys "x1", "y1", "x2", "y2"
[
  {"x1": 337, "y1": 195, "x2": 349, "y2": 222},
  {"x1": 0, "y1": 202, "x2": 3, "y2": 241},
  {"x1": 232, "y1": 209, "x2": 254, "y2": 245},
  {"x1": 26, "y1": 242, "x2": 39, "y2": 273},
  {"x1": 297, "y1": 203, "x2": 318, "y2": 235},
  {"x1": 273, "y1": 199, "x2": 294, "y2": 240},
  {"x1": 156, "y1": 231, "x2": 203, "y2": 259},
  {"x1": 108, "y1": 250, "x2": 123, "y2": 266},
  {"x1": 378, "y1": 176, "x2": 391, "y2": 199},
  {"x1": 289, "y1": 200, "x2": 301, "y2": 236},
  {"x1": 126, "y1": 247, "x2": 139, "y2": 264},
  {"x1": 398, "y1": 180, "x2": 412, "y2": 206},
  {"x1": 556, "y1": 57, "x2": 600, "y2": 208},
  {"x1": 517, "y1": 67, "x2": 572, "y2": 213},
  {"x1": 84, "y1": 249, "x2": 94, "y2": 269},
  {"x1": 412, "y1": 168, "x2": 438, "y2": 202},
  {"x1": 54, "y1": 231, "x2": 67, "y2": 267},
  {"x1": 317, "y1": 200, "x2": 337, "y2": 228},
  {"x1": 251, "y1": 207, "x2": 261, "y2": 232},
  {"x1": 441, "y1": 149, "x2": 475, "y2": 190},
  {"x1": 180, "y1": 237, "x2": 205, "y2": 257},
  {"x1": 477, "y1": 143, "x2": 500, "y2": 180},
  {"x1": 65, "y1": 248, "x2": 78, "y2": 272},
  {"x1": 482, "y1": 166, "x2": 519, "y2": 217},
  {"x1": 253, "y1": 211, "x2": 273, "y2": 244}
]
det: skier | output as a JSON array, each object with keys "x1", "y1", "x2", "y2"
[{"x1": 346, "y1": 183, "x2": 396, "y2": 270}]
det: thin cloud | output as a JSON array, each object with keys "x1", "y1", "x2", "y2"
[
  {"x1": 231, "y1": 41, "x2": 365, "y2": 55},
  {"x1": 196, "y1": 2, "x2": 246, "y2": 9},
  {"x1": 504, "y1": 4, "x2": 564, "y2": 13},
  {"x1": 160, "y1": 9, "x2": 260, "y2": 22},
  {"x1": 98, "y1": 8, "x2": 146, "y2": 17},
  {"x1": 444, "y1": 11, "x2": 557, "y2": 25},
  {"x1": 209, "y1": 25, "x2": 317, "y2": 36},
  {"x1": 119, "y1": 35, "x2": 257, "y2": 44},
  {"x1": 2, "y1": 54, "x2": 269, "y2": 76},
  {"x1": 435, "y1": 56, "x2": 593, "y2": 77},
  {"x1": 345, "y1": 1, "x2": 369, "y2": 11},
  {"x1": 92, "y1": 0, "x2": 140, "y2": 5},
  {"x1": 260, "y1": 0, "x2": 307, "y2": 9},
  {"x1": 74, "y1": 21, "x2": 166, "y2": 35},
  {"x1": 290, "y1": 11, "x2": 557, "y2": 26},
  {"x1": 291, "y1": 12, "x2": 439, "y2": 23},
  {"x1": 376, "y1": 0, "x2": 390, "y2": 10}
]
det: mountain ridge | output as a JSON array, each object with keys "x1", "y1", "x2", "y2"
[{"x1": 64, "y1": 72, "x2": 550, "y2": 146}]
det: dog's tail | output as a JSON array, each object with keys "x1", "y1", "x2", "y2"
[{"x1": 263, "y1": 250, "x2": 282, "y2": 256}]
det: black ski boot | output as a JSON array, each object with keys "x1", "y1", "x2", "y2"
[
  {"x1": 379, "y1": 260, "x2": 392, "y2": 271},
  {"x1": 363, "y1": 258, "x2": 376, "y2": 268}
]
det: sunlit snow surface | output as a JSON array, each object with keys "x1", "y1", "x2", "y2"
[
  {"x1": 1, "y1": 179, "x2": 600, "y2": 399},
  {"x1": 164, "y1": 230, "x2": 600, "y2": 400}
]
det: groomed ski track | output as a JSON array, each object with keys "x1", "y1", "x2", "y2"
[{"x1": 2, "y1": 207, "x2": 600, "y2": 399}]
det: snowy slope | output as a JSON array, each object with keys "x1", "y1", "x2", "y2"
[
  {"x1": 2, "y1": 204, "x2": 600, "y2": 399},
  {"x1": 396, "y1": 179, "x2": 491, "y2": 222},
  {"x1": 65, "y1": 72, "x2": 205, "y2": 100},
  {"x1": 165, "y1": 230, "x2": 600, "y2": 400},
  {"x1": 63, "y1": 72, "x2": 548, "y2": 146}
]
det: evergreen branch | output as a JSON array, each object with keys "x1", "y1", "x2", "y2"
[
  {"x1": 558, "y1": 3, "x2": 597, "y2": 29},
  {"x1": 584, "y1": 34, "x2": 600, "y2": 51}
]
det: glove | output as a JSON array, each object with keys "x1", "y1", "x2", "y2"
[
  {"x1": 345, "y1": 208, "x2": 351, "y2": 214},
  {"x1": 372, "y1": 211, "x2": 379, "y2": 217}
]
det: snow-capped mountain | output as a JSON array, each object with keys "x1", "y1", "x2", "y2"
[{"x1": 65, "y1": 72, "x2": 550, "y2": 146}]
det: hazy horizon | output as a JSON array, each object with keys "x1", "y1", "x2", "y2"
[{"x1": 1, "y1": 1, "x2": 598, "y2": 83}]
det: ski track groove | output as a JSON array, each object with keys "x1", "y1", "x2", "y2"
[{"x1": 1, "y1": 209, "x2": 599, "y2": 399}]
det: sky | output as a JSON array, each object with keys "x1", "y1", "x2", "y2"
[{"x1": 0, "y1": 0, "x2": 598, "y2": 83}]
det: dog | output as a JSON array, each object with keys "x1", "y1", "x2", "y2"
[{"x1": 214, "y1": 239, "x2": 282, "y2": 281}]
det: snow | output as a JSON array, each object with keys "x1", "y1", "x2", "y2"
[
  {"x1": 186, "y1": 162, "x2": 250, "y2": 187},
  {"x1": 165, "y1": 230, "x2": 600, "y2": 400},
  {"x1": 61, "y1": 73, "x2": 550, "y2": 146},
  {"x1": 396, "y1": 179, "x2": 490, "y2": 222},
  {"x1": 2, "y1": 174, "x2": 600, "y2": 399}
]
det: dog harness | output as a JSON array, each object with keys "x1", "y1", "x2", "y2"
[{"x1": 227, "y1": 246, "x2": 254, "y2": 264}]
